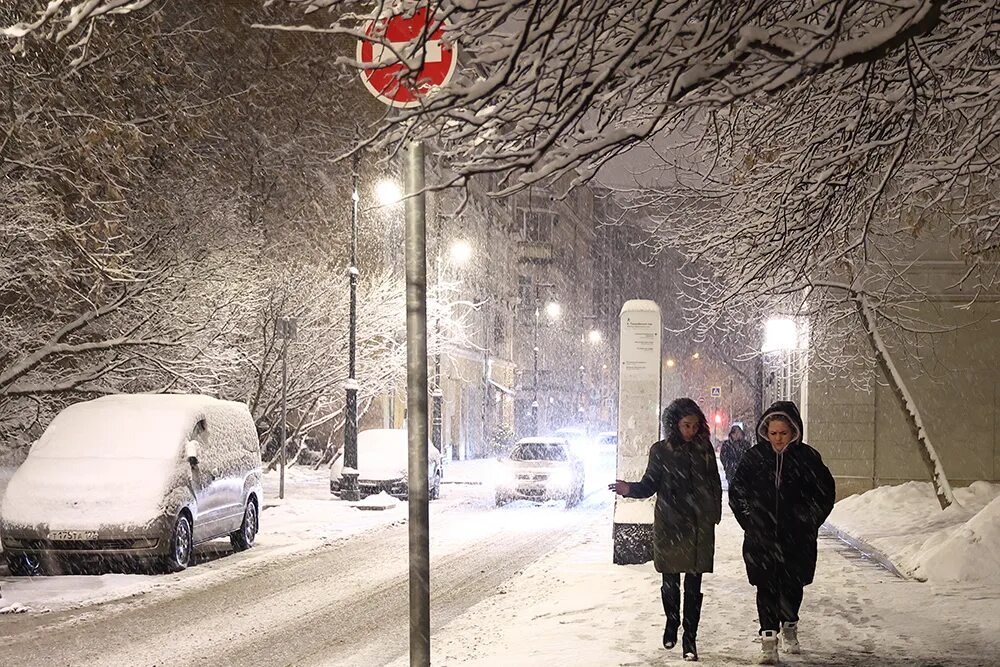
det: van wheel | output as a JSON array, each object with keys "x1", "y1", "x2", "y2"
[
  {"x1": 231, "y1": 498, "x2": 258, "y2": 551},
  {"x1": 7, "y1": 553, "x2": 45, "y2": 576},
  {"x1": 162, "y1": 513, "x2": 193, "y2": 573}
]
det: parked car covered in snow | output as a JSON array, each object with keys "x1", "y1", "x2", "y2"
[
  {"x1": 0, "y1": 394, "x2": 262, "y2": 575},
  {"x1": 494, "y1": 437, "x2": 585, "y2": 507},
  {"x1": 329, "y1": 428, "x2": 443, "y2": 500}
]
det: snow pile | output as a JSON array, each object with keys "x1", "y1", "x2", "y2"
[
  {"x1": 918, "y1": 491, "x2": 1000, "y2": 583},
  {"x1": 0, "y1": 602, "x2": 30, "y2": 614},
  {"x1": 353, "y1": 491, "x2": 402, "y2": 511},
  {"x1": 829, "y1": 480, "x2": 1000, "y2": 584}
]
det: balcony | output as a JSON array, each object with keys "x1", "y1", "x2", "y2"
[{"x1": 517, "y1": 241, "x2": 553, "y2": 263}]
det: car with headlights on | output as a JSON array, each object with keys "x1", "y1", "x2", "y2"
[
  {"x1": 494, "y1": 437, "x2": 585, "y2": 507},
  {"x1": 329, "y1": 428, "x2": 443, "y2": 500}
]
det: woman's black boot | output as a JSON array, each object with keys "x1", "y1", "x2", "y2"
[
  {"x1": 681, "y1": 592, "x2": 703, "y2": 661},
  {"x1": 660, "y1": 583, "x2": 680, "y2": 649}
]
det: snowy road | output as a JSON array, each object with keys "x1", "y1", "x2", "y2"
[{"x1": 0, "y1": 482, "x2": 604, "y2": 667}]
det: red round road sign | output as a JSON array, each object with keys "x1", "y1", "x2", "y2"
[{"x1": 357, "y1": 8, "x2": 458, "y2": 108}]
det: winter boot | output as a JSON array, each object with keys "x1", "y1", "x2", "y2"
[
  {"x1": 681, "y1": 592, "x2": 703, "y2": 661},
  {"x1": 757, "y1": 630, "x2": 779, "y2": 665},
  {"x1": 781, "y1": 621, "x2": 800, "y2": 654},
  {"x1": 660, "y1": 583, "x2": 680, "y2": 649}
]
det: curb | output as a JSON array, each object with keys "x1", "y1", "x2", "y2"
[{"x1": 822, "y1": 521, "x2": 908, "y2": 580}]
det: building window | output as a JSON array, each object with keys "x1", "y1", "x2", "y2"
[
  {"x1": 519, "y1": 208, "x2": 557, "y2": 243},
  {"x1": 518, "y1": 275, "x2": 532, "y2": 312},
  {"x1": 493, "y1": 312, "x2": 506, "y2": 348}
]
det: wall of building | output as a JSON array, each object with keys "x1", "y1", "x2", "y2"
[{"x1": 807, "y1": 268, "x2": 1000, "y2": 499}]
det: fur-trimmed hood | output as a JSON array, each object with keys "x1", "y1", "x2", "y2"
[
  {"x1": 756, "y1": 401, "x2": 804, "y2": 445},
  {"x1": 661, "y1": 397, "x2": 711, "y2": 445}
]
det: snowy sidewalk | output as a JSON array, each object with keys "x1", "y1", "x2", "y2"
[{"x1": 393, "y1": 500, "x2": 1000, "y2": 666}]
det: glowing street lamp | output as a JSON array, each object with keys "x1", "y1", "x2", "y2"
[
  {"x1": 588, "y1": 329, "x2": 603, "y2": 345},
  {"x1": 449, "y1": 239, "x2": 473, "y2": 265},
  {"x1": 763, "y1": 318, "x2": 799, "y2": 352},
  {"x1": 375, "y1": 179, "x2": 402, "y2": 206},
  {"x1": 545, "y1": 301, "x2": 562, "y2": 320}
]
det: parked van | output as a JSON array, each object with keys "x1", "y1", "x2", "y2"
[{"x1": 0, "y1": 394, "x2": 262, "y2": 575}]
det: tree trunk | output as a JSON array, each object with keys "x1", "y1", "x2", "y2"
[{"x1": 855, "y1": 296, "x2": 957, "y2": 509}]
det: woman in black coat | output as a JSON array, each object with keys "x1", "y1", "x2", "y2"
[
  {"x1": 610, "y1": 398, "x2": 722, "y2": 662},
  {"x1": 728, "y1": 401, "x2": 836, "y2": 665}
]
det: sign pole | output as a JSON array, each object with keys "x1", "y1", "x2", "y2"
[
  {"x1": 280, "y1": 326, "x2": 288, "y2": 500},
  {"x1": 404, "y1": 140, "x2": 431, "y2": 667},
  {"x1": 356, "y1": 12, "x2": 456, "y2": 664}
]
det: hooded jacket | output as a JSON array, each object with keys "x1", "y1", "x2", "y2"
[
  {"x1": 719, "y1": 423, "x2": 752, "y2": 482},
  {"x1": 625, "y1": 398, "x2": 722, "y2": 574},
  {"x1": 728, "y1": 401, "x2": 836, "y2": 587}
]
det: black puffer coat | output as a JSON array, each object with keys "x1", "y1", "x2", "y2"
[
  {"x1": 625, "y1": 398, "x2": 722, "y2": 574},
  {"x1": 728, "y1": 401, "x2": 836, "y2": 587}
]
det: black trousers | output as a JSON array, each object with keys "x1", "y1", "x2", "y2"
[
  {"x1": 756, "y1": 575, "x2": 804, "y2": 633},
  {"x1": 662, "y1": 572, "x2": 702, "y2": 599}
]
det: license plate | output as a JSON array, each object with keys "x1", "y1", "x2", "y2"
[{"x1": 49, "y1": 530, "x2": 99, "y2": 541}]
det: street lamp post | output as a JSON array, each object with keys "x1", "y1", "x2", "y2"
[
  {"x1": 342, "y1": 154, "x2": 362, "y2": 503},
  {"x1": 532, "y1": 300, "x2": 540, "y2": 436}
]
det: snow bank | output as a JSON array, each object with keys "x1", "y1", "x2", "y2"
[
  {"x1": 918, "y1": 492, "x2": 1000, "y2": 583},
  {"x1": 829, "y1": 480, "x2": 1000, "y2": 584}
]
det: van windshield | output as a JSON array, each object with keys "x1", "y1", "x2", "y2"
[{"x1": 31, "y1": 402, "x2": 190, "y2": 460}]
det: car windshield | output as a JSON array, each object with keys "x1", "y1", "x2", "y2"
[{"x1": 511, "y1": 443, "x2": 567, "y2": 461}]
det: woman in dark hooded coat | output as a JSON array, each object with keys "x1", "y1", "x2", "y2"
[
  {"x1": 728, "y1": 401, "x2": 836, "y2": 665},
  {"x1": 610, "y1": 398, "x2": 722, "y2": 662}
]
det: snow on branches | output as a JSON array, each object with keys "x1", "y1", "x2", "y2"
[{"x1": 258, "y1": 0, "x2": 960, "y2": 193}]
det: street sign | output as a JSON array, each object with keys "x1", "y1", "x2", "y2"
[
  {"x1": 710, "y1": 386, "x2": 722, "y2": 398},
  {"x1": 357, "y1": 8, "x2": 458, "y2": 108},
  {"x1": 614, "y1": 300, "x2": 662, "y2": 566}
]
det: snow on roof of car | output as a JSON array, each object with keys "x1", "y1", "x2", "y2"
[{"x1": 31, "y1": 393, "x2": 251, "y2": 461}]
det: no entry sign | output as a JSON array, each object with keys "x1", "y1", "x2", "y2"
[{"x1": 356, "y1": 8, "x2": 458, "y2": 108}]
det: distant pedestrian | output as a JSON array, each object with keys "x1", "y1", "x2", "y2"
[
  {"x1": 728, "y1": 401, "x2": 836, "y2": 665},
  {"x1": 609, "y1": 398, "x2": 722, "y2": 662},
  {"x1": 719, "y1": 422, "x2": 752, "y2": 484}
]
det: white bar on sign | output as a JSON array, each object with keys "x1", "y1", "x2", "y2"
[{"x1": 369, "y1": 40, "x2": 443, "y2": 65}]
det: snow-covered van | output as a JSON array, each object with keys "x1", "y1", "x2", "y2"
[{"x1": 0, "y1": 394, "x2": 262, "y2": 575}]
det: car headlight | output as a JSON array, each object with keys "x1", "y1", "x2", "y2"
[{"x1": 549, "y1": 469, "x2": 573, "y2": 488}]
